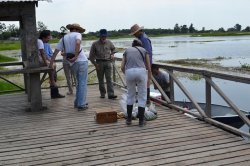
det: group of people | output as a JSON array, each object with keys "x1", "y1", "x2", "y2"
[{"x1": 38, "y1": 23, "x2": 170, "y2": 126}]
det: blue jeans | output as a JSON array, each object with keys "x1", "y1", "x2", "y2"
[{"x1": 71, "y1": 61, "x2": 88, "y2": 108}]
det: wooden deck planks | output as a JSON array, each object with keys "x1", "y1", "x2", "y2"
[{"x1": 0, "y1": 85, "x2": 249, "y2": 166}]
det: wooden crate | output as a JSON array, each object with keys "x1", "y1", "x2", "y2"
[{"x1": 95, "y1": 109, "x2": 117, "y2": 124}]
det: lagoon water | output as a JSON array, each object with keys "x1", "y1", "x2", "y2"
[
  {"x1": 100, "y1": 35, "x2": 250, "y2": 113},
  {"x1": 99, "y1": 35, "x2": 250, "y2": 67}
]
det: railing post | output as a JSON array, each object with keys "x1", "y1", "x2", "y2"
[
  {"x1": 205, "y1": 75, "x2": 212, "y2": 118},
  {"x1": 112, "y1": 60, "x2": 116, "y2": 84},
  {"x1": 169, "y1": 69, "x2": 175, "y2": 103}
]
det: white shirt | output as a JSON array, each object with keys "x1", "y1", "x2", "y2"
[
  {"x1": 37, "y1": 39, "x2": 44, "y2": 63},
  {"x1": 56, "y1": 32, "x2": 88, "y2": 64}
]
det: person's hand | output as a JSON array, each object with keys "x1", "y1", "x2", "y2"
[{"x1": 68, "y1": 56, "x2": 77, "y2": 63}]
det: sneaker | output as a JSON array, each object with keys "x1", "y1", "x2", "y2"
[
  {"x1": 78, "y1": 106, "x2": 88, "y2": 111},
  {"x1": 100, "y1": 95, "x2": 105, "y2": 98},
  {"x1": 67, "y1": 91, "x2": 73, "y2": 95},
  {"x1": 108, "y1": 95, "x2": 117, "y2": 99},
  {"x1": 75, "y1": 103, "x2": 88, "y2": 109},
  {"x1": 126, "y1": 118, "x2": 132, "y2": 125}
]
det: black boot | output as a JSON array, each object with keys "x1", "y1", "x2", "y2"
[
  {"x1": 50, "y1": 86, "x2": 65, "y2": 99},
  {"x1": 126, "y1": 105, "x2": 133, "y2": 125},
  {"x1": 138, "y1": 107, "x2": 146, "y2": 127}
]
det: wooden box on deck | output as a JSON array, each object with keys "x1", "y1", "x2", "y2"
[{"x1": 95, "y1": 109, "x2": 117, "y2": 124}]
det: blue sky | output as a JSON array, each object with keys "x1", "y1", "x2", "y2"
[{"x1": 35, "y1": 0, "x2": 250, "y2": 32}]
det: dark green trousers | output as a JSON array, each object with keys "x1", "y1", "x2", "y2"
[{"x1": 96, "y1": 61, "x2": 114, "y2": 97}]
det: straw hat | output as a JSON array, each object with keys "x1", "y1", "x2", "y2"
[
  {"x1": 129, "y1": 24, "x2": 144, "y2": 35},
  {"x1": 66, "y1": 23, "x2": 85, "y2": 33}
]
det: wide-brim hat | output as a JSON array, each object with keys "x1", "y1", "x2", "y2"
[
  {"x1": 129, "y1": 24, "x2": 144, "y2": 35},
  {"x1": 66, "y1": 23, "x2": 85, "y2": 33}
]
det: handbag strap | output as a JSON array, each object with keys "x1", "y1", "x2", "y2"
[{"x1": 134, "y1": 46, "x2": 145, "y2": 62}]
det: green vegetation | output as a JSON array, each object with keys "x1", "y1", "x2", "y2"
[
  {"x1": 0, "y1": 54, "x2": 17, "y2": 62},
  {"x1": 50, "y1": 39, "x2": 59, "y2": 43},
  {"x1": 159, "y1": 58, "x2": 222, "y2": 72},
  {"x1": 215, "y1": 56, "x2": 226, "y2": 60},
  {"x1": 0, "y1": 39, "x2": 60, "y2": 51},
  {"x1": 0, "y1": 41, "x2": 20, "y2": 51},
  {"x1": 188, "y1": 74, "x2": 202, "y2": 81},
  {"x1": 161, "y1": 58, "x2": 211, "y2": 67},
  {"x1": 0, "y1": 81, "x2": 18, "y2": 91},
  {"x1": 0, "y1": 54, "x2": 19, "y2": 92},
  {"x1": 191, "y1": 32, "x2": 250, "y2": 37},
  {"x1": 240, "y1": 62, "x2": 250, "y2": 70}
]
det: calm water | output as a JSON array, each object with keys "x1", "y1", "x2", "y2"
[{"x1": 107, "y1": 35, "x2": 250, "y2": 67}]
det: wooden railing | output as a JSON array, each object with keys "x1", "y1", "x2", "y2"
[
  {"x1": 0, "y1": 61, "x2": 52, "y2": 94},
  {"x1": 113, "y1": 58, "x2": 250, "y2": 138}
]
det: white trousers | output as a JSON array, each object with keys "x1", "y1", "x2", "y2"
[{"x1": 125, "y1": 68, "x2": 147, "y2": 107}]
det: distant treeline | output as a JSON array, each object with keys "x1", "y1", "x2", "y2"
[{"x1": 1, "y1": 21, "x2": 250, "y2": 40}]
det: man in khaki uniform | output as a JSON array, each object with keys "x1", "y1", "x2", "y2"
[{"x1": 89, "y1": 29, "x2": 117, "y2": 99}]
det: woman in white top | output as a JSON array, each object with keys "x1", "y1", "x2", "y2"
[{"x1": 121, "y1": 39, "x2": 151, "y2": 126}]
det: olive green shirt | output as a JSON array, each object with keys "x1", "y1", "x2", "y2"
[{"x1": 89, "y1": 39, "x2": 115, "y2": 64}]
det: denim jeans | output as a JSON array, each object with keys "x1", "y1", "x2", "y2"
[{"x1": 71, "y1": 61, "x2": 88, "y2": 108}]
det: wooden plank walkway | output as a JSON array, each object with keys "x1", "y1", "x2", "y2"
[{"x1": 0, "y1": 85, "x2": 249, "y2": 166}]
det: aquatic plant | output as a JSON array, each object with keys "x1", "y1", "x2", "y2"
[
  {"x1": 239, "y1": 62, "x2": 250, "y2": 70},
  {"x1": 188, "y1": 74, "x2": 202, "y2": 81}
]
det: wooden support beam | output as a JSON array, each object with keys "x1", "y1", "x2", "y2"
[
  {"x1": 168, "y1": 72, "x2": 207, "y2": 118},
  {"x1": 0, "y1": 67, "x2": 52, "y2": 75},
  {"x1": 205, "y1": 77, "x2": 250, "y2": 127}
]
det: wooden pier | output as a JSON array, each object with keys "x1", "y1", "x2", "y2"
[{"x1": 0, "y1": 86, "x2": 249, "y2": 166}]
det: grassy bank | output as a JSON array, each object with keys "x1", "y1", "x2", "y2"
[
  {"x1": 1, "y1": 32, "x2": 250, "y2": 51},
  {"x1": 159, "y1": 57, "x2": 250, "y2": 74},
  {"x1": 0, "y1": 54, "x2": 19, "y2": 92},
  {"x1": 191, "y1": 32, "x2": 250, "y2": 37},
  {"x1": 0, "y1": 81, "x2": 19, "y2": 92},
  {"x1": 0, "y1": 39, "x2": 59, "y2": 51},
  {"x1": 0, "y1": 41, "x2": 21, "y2": 51},
  {"x1": 0, "y1": 54, "x2": 17, "y2": 62}
]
